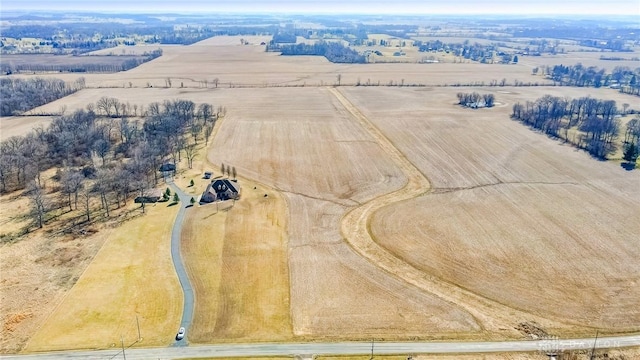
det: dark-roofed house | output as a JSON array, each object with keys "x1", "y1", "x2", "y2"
[{"x1": 200, "y1": 179, "x2": 240, "y2": 203}]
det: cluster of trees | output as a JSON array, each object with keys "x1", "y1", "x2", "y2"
[
  {"x1": 511, "y1": 95, "x2": 640, "y2": 159},
  {"x1": 0, "y1": 98, "x2": 222, "y2": 231},
  {"x1": 548, "y1": 64, "x2": 639, "y2": 92},
  {"x1": 0, "y1": 77, "x2": 85, "y2": 116},
  {"x1": 271, "y1": 32, "x2": 297, "y2": 44},
  {"x1": 456, "y1": 92, "x2": 495, "y2": 108},
  {"x1": 267, "y1": 41, "x2": 366, "y2": 63},
  {"x1": 415, "y1": 40, "x2": 517, "y2": 64}
]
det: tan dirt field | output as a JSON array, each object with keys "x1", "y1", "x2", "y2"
[
  {"x1": 2, "y1": 35, "x2": 546, "y2": 89},
  {"x1": 206, "y1": 87, "x2": 481, "y2": 339},
  {"x1": 22, "y1": 201, "x2": 182, "y2": 351},
  {"x1": 0, "y1": 116, "x2": 54, "y2": 141},
  {"x1": 337, "y1": 86, "x2": 640, "y2": 331}
]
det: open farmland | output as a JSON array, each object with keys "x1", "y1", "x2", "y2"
[
  {"x1": 206, "y1": 86, "x2": 481, "y2": 339},
  {"x1": 337, "y1": 86, "x2": 640, "y2": 331},
  {"x1": 2, "y1": 30, "x2": 640, "y2": 355}
]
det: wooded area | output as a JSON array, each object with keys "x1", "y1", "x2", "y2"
[
  {"x1": 268, "y1": 41, "x2": 366, "y2": 63},
  {"x1": 0, "y1": 77, "x2": 85, "y2": 116},
  {"x1": 0, "y1": 97, "x2": 221, "y2": 236},
  {"x1": 512, "y1": 95, "x2": 640, "y2": 159}
]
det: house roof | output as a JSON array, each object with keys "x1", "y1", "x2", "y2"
[{"x1": 211, "y1": 179, "x2": 238, "y2": 194}]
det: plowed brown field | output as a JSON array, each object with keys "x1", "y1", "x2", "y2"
[
  {"x1": 338, "y1": 86, "x2": 640, "y2": 331},
  {"x1": 206, "y1": 86, "x2": 480, "y2": 338}
]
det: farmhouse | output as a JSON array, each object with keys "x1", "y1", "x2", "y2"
[{"x1": 200, "y1": 179, "x2": 240, "y2": 203}]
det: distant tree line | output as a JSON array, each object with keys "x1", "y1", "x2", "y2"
[
  {"x1": 267, "y1": 41, "x2": 366, "y2": 63},
  {"x1": 547, "y1": 64, "x2": 640, "y2": 95},
  {"x1": 0, "y1": 77, "x2": 85, "y2": 116},
  {"x1": 512, "y1": 95, "x2": 640, "y2": 159},
  {"x1": 0, "y1": 98, "x2": 222, "y2": 232},
  {"x1": 2, "y1": 50, "x2": 162, "y2": 75},
  {"x1": 271, "y1": 32, "x2": 297, "y2": 44},
  {"x1": 456, "y1": 92, "x2": 495, "y2": 108}
]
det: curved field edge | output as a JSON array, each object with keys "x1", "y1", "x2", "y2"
[
  {"x1": 334, "y1": 86, "x2": 640, "y2": 335},
  {"x1": 369, "y1": 183, "x2": 640, "y2": 333},
  {"x1": 206, "y1": 86, "x2": 479, "y2": 339}
]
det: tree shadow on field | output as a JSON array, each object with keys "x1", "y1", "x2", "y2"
[{"x1": 621, "y1": 162, "x2": 637, "y2": 171}]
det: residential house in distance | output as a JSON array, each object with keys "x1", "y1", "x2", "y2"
[{"x1": 200, "y1": 179, "x2": 240, "y2": 203}]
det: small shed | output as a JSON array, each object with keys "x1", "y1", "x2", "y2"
[
  {"x1": 159, "y1": 163, "x2": 176, "y2": 172},
  {"x1": 134, "y1": 188, "x2": 163, "y2": 204}
]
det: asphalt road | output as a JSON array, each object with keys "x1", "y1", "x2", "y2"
[
  {"x1": 2, "y1": 335, "x2": 639, "y2": 359},
  {"x1": 168, "y1": 182, "x2": 195, "y2": 347}
]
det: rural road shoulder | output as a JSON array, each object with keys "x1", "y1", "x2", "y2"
[
  {"x1": 168, "y1": 182, "x2": 195, "y2": 347},
  {"x1": 3, "y1": 335, "x2": 639, "y2": 359}
]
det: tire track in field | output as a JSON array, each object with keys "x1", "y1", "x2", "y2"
[{"x1": 329, "y1": 86, "x2": 567, "y2": 333}]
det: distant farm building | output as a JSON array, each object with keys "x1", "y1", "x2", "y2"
[{"x1": 200, "y1": 179, "x2": 240, "y2": 203}]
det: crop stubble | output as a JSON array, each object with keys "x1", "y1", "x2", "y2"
[
  {"x1": 340, "y1": 86, "x2": 640, "y2": 331},
  {"x1": 207, "y1": 87, "x2": 480, "y2": 338}
]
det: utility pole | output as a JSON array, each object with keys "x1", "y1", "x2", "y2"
[
  {"x1": 136, "y1": 315, "x2": 141, "y2": 341},
  {"x1": 590, "y1": 330, "x2": 599, "y2": 360},
  {"x1": 121, "y1": 336, "x2": 126, "y2": 360},
  {"x1": 370, "y1": 338, "x2": 374, "y2": 360}
]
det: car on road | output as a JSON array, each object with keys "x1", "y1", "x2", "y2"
[{"x1": 176, "y1": 327, "x2": 185, "y2": 340}]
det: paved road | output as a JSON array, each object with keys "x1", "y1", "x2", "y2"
[
  {"x1": 2, "y1": 335, "x2": 639, "y2": 359},
  {"x1": 168, "y1": 182, "x2": 195, "y2": 347}
]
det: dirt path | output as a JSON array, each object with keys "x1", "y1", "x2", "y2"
[{"x1": 330, "y1": 87, "x2": 570, "y2": 334}]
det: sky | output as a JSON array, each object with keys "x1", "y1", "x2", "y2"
[{"x1": 1, "y1": 0, "x2": 639, "y2": 15}]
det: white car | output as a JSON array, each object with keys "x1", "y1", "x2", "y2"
[{"x1": 175, "y1": 327, "x2": 185, "y2": 340}]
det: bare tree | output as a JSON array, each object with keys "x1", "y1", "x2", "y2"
[
  {"x1": 78, "y1": 184, "x2": 92, "y2": 222},
  {"x1": 60, "y1": 170, "x2": 84, "y2": 211},
  {"x1": 212, "y1": 78, "x2": 219, "y2": 88},
  {"x1": 27, "y1": 180, "x2": 48, "y2": 228},
  {"x1": 93, "y1": 138, "x2": 111, "y2": 166},
  {"x1": 184, "y1": 142, "x2": 198, "y2": 169}
]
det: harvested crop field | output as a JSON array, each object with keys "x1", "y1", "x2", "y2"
[
  {"x1": 337, "y1": 86, "x2": 640, "y2": 331},
  {"x1": 207, "y1": 87, "x2": 481, "y2": 338}
]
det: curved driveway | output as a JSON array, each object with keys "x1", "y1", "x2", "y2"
[{"x1": 168, "y1": 182, "x2": 195, "y2": 346}]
